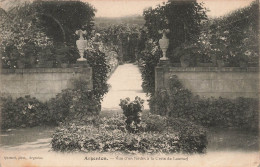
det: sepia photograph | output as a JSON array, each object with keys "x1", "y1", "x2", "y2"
[{"x1": 0, "y1": 0, "x2": 259, "y2": 166}]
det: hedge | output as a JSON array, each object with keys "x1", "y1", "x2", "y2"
[{"x1": 0, "y1": 96, "x2": 52, "y2": 129}]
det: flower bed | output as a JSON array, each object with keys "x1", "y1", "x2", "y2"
[{"x1": 51, "y1": 114, "x2": 207, "y2": 154}]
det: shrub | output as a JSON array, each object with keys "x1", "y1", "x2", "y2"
[
  {"x1": 54, "y1": 43, "x2": 79, "y2": 65},
  {"x1": 51, "y1": 114, "x2": 207, "y2": 154},
  {"x1": 98, "y1": 114, "x2": 127, "y2": 132},
  {"x1": 142, "y1": 114, "x2": 167, "y2": 132},
  {"x1": 48, "y1": 78, "x2": 100, "y2": 124},
  {"x1": 149, "y1": 75, "x2": 259, "y2": 130},
  {"x1": 119, "y1": 97, "x2": 144, "y2": 133},
  {"x1": 1, "y1": 77, "x2": 101, "y2": 129},
  {"x1": 1, "y1": 96, "x2": 51, "y2": 129},
  {"x1": 104, "y1": 50, "x2": 119, "y2": 77},
  {"x1": 139, "y1": 40, "x2": 161, "y2": 94},
  {"x1": 86, "y1": 49, "x2": 110, "y2": 102},
  {"x1": 142, "y1": 114, "x2": 207, "y2": 153}
]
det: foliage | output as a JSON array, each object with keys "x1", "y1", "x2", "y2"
[
  {"x1": 139, "y1": 39, "x2": 161, "y2": 95},
  {"x1": 0, "y1": 3, "x2": 53, "y2": 68},
  {"x1": 142, "y1": 114, "x2": 167, "y2": 132},
  {"x1": 173, "y1": 42, "x2": 203, "y2": 66},
  {"x1": 1, "y1": 78, "x2": 101, "y2": 129},
  {"x1": 119, "y1": 97, "x2": 144, "y2": 133},
  {"x1": 48, "y1": 78, "x2": 100, "y2": 124},
  {"x1": 201, "y1": 1, "x2": 259, "y2": 66},
  {"x1": 0, "y1": 1, "x2": 95, "y2": 68},
  {"x1": 86, "y1": 48, "x2": 110, "y2": 102},
  {"x1": 54, "y1": 43, "x2": 79, "y2": 65},
  {"x1": 1, "y1": 96, "x2": 51, "y2": 129},
  {"x1": 24, "y1": 0, "x2": 96, "y2": 44},
  {"x1": 139, "y1": 1, "x2": 207, "y2": 94},
  {"x1": 96, "y1": 24, "x2": 142, "y2": 63},
  {"x1": 142, "y1": 114, "x2": 207, "y2": 153},
  {"x1": 143, "y1": 1, "x2": 208, "y2": 61},
  {"x1": 90, "y1": 34, "x2": 119, "y2": 77},
  {"x1": 51, "y1": 114, "x2": 207, "y2": 154},
  {"x1": 98, "y1": 114, "x2": 127, "y2": 132},
  {"x1": 141, "y1": 1, "x2": 258, "y2": 66},
  {"x1": 149, "y1": 75, "x2": 259, "y2": 130},
  {"x1": 105, "y1": 50, "x2": 119, "y2": 77}
]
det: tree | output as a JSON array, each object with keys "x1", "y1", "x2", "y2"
[
  {"x1": 143, "y1": 1, "x2": 208, "y2": 62},
  {"x1": 20, "y1": 1, "x2": 96, "y2": 44},
  {"x1": 96, "y1": 24, "x2": 142, "y2": 63},
  {"x1": 0, "y1": 1, "x2": 96, "y2": 68},
  {"x1": 0, "y1": 3, "x2": 53, "y2": 68},
  {"x1": 207, "y1": 1, "x2": 259, "y2": 66}
]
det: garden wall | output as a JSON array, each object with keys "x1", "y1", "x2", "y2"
[
  {"x1": 0, "y1": 67, "x2": 93, "y2": 101},
  {"x1": 155, "y1": 66, "x2": 259, "y2": 99}
]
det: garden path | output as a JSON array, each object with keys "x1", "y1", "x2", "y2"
[{"x1": 101, "y1": 63, "x2": 149, "y2": 115}]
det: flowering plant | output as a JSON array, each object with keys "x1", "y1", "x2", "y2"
[{"x1": 119, "y1": 96, "x2": 144, "y2": 133}]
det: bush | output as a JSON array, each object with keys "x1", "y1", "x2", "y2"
[
  {"x1": 104, "y1": 50, "x2": 119, "y2": 77},
  {"x1": 86, "y1": 49, "x2": 110, "y2": 102},
  {"x1": 48, "y1": 78, "x2": 101, "y2": 124},
  {"x1": 1, "y1": 78, "x2": 101, "y2": 129},
  {"x1": 142, "y1": 114, "x2": 167, "y2": 132},
  {"x1": 119, "y1": 97, "x2": 144, "y2": 133},
  {"x1": 51, "y1": 114, "x2": 207, "y2": 154},
  {"x1": 139, "y1": 40, "x2": 161, "y2": 94},
  {"x1": 1, "y1": 96, "x2": 51, "y2": 129},
  {"x1": 149, "y1": 75, "x2": 259, "y2": 130},
  {"x1": 142, "y1": 114, "x2": 207, "y2": 153}
]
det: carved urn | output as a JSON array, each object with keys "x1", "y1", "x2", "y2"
[
  {"x1": 75, "y1": 29, "x2": 88, "y2": 61},
  {"x1": 159, "y1": 29, "x2": 170, "y2": 60}
]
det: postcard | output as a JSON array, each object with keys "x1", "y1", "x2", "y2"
[{"x1": 0, "y1": 0, "x2": 259, "y2": 166}]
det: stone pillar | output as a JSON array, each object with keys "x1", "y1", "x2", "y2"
[{"x1": 156, "y1": 29, "x2": 170, "y2": 91}]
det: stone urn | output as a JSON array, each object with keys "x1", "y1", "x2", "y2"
[
  {"x1": 75, "y1": 30, "x2": 88, "y2": 61},
  {"x1": 159, "y1": 29, "x2": 170, "y2": 60}
]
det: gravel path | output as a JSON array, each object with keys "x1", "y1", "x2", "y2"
[{"x1": 101, "y1": 63, "x2": 149, "y2": 115}]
